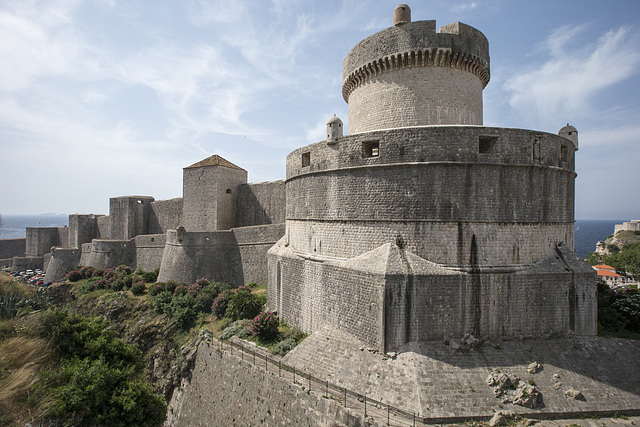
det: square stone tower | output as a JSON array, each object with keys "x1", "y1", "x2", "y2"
[{"x1": 182, "y1": 155, "x2": 247, "y2": 231}]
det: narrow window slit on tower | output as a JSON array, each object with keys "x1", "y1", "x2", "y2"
[
  {"x1": 532, "y1": 138, "x2": 541, "y2": 162},
  {"x1": 560, "y1": 145, "x2": 568, "y2": 163},
  {"x1": 226, "y1": 189, "x2": 232, "y2": 194},
  {"x1": 363, "y1": 141, "x2": 380, "y2": 158},
  {"x1": 302, "y1": 152, "x2": 311, "y2": 167},
  {"x1": 478, "y1": 136, "x2": 498, "y2": 154}
]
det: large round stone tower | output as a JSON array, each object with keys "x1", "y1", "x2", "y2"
[{"x1": 268, "y1": 5, "x2": 596, "y2": 352}]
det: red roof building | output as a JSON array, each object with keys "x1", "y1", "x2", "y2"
[{"x1": 592, "y1": 264, "x2": 624, "y2": 287}]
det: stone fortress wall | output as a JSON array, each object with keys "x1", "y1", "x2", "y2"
[
  {"x1": 0, "y1": 238, "x2": 26, "y2": 267},
  {"x1": 1, "y1": 157, "x2": 286, "y2": 287},
  {"x1": 615, "y1": 220, "x2": 640, "y2": 234}
]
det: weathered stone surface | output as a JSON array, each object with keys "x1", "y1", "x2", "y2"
[
  {"x1": 489, "y1": 410, "x2": 514, "y2": 426},
  {"x1": 166, "y1": 340, "x2": 381, "y2": 427},
  {"x1": 486, "y1": 370, "x2": 519, "y2": 398},
  {"x1": 528, "y1": 362, "x2": 543, "y2": 374},
  {"x1": 513, "y1": 384, "x2": 543, "y2": 408},
  {"x1": 565, "y1": 388, "x2": 586, "y2": 401},
  {"x1": 283, "y1": 328, "x2": 640, "y2": 420}
]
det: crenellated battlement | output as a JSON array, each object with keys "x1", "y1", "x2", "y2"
[{"x1": 342, "y1": 47, "x2": 490, "y2": 102}]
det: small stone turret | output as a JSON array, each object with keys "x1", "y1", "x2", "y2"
[
  {"x1": 326, "y1": 115, "x2": 343, "y2": 143},
  {"x1": 559, "y1": 123, "x2": 579, "y2": 150},
  {"x1": 393, "y1": 4, "x2": 411, "y2": 25}
]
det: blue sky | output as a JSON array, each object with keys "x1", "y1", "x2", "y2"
[{"x1": 0, "y1": 0, "x2": 639, "y2": 220}]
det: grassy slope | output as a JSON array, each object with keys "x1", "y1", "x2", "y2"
[
  {"x1": 0, "y1": 272, "x2": 271, "y2": 426},
  {"x1": 0, "y1": 274, "x2": 191, "y2": 426}
]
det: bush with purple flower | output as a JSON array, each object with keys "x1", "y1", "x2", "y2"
[
  {"x1": 212, "y1": 289, "x2": 235, "y2": 318},
  {"x1": 250, "y1": 311, "x2": 279, "y2": 341}
]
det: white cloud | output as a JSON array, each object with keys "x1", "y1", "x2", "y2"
[
  {"x1": 452, "y1": 2, "x2": 479, "y2": 12},
  {"x1": 504, "y1": 25, "x2": 640, "y2": 128}
]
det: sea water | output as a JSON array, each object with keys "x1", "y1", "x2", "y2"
[{"x1": 0, "y1": 214, "x2": 69, "y2": 240}]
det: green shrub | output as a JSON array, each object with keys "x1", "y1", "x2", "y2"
[
  {"x1": 115, "y1": 265, "x2": 133, "y2": 275},
  {"x1": 111, "y1": 278, "x2": 125, "y2": 291},
  {"x1": 251, "y1": 311, "x2": 279, "y2": 341},
  {"x1": 148, "y1": 282, "x2": 165, "y2": 297},
  {"x1": 131, "y1": 281, "x2": 146, "y2": 296},
  {"x1": 612, "y1": 293, "x2": 640, "y2": 332},
  {"x1": 220, "y1": 319, "x2": 252, "y2": 340},
  {"x1": 35, "y1": 310, "x2": 165, "y2": 426},
  {"x1": 80, "y1": 281, "x2": 96, "y2": 294},
  {"x1": 225, "y1": 286, "x2": 263, "y2": 321},
  {"x1": 273, "y1": 338, "x2": 297, "y2": 356},
  {"x1": 280, "y1": 325, "x2": 307, "y2": 343},
  {"x1": 151, "y1": 291, "x2": 173, "y2": 314},
  {"x1": 169, "y1": 294, "x2": 198, "y2": 329},
  {"x1": 163, "y1": 281, "x2": 179, "y2": 292},
  {"x1": 79, "y1": 266, "x2": 96, "y2": 279},
  {"x1": 142, "y1": 271, "x2": 158, "y2": 283}
]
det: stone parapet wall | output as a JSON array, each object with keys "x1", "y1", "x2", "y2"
[
  {"x1": 0, "y1": 238, "x2": 25, "y2": 260},
  {"x1": 109, "y1": 196, "x2": 154, "y2": 240},
  {"x1": 384, "y1": 254, "x2": 596, "y2": 350},
  {"x1": 285, "y1": 127, "x2": 576, "y2": 267},
  {"x1": 96, "y1": 215, "x2": 110, "y2": 239},
  {"x1": 42, "y1": 253, "x2": 51, "y2": 272},
  {"x1": 148, "y1": 198, "x2": 182, "y2": 235},
  {"x1": 158, "y1": 224, "x2": 284, "y2": 286},
  {"x1": 68, "y1": 214, "x2": 104, "y2": 248},
  {"x1": 166, "y1": 341, "x2": 373, "y2": 426},
  {"x1": 235, "y1": 180, "x2": 285, "y2": 227},
  {"x1": 79, "y1": 243, "x2": 92, "y2": 266},
  {"x1": 183, "y1": 166, "x2": 247, "y2": 232},
  {"x1": 287, "y1": 163, "x2": 574, "y2": 222},
  {"x1": 57, "y1": 227, "x2": 69, "y2": 249},
  {"x1": 26, "y1": 227, "x2": 65, "y2": 257},
  {"x1": 10, "y1": 256, "x2": 43, "y2": 273},
  {"x1": 235, "y1": 224, "x2": 285, "y2": 285},
  {"x1": 287, "y1": 127, "x2": 575, "y2": 179},
  {"x1": 134, "y1": 234, "x2": 167, "y2": 272},
  {"x1": 343, "y1": 21, "x2": 489, "y2": 84},
  {"x1": 268, "y1": 241, "x2": 387, "y2": 350},
  {"x1": 158, "y1": 230, "x2": 241, "y2": 284},
  {"x1": 86, "y1": 239, "x2": 136, "y2": 270}
]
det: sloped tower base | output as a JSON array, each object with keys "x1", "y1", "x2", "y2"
[{"x1": 268, "y1": 240, "x2": 596, "y2": 352}]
